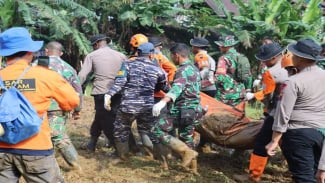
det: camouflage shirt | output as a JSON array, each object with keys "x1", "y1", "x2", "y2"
[
  {"x1": 166, "y1": 60, "x2": 202, "y2": 113},
  {"x1": 47, "y1": 56, "x2": 83, "y2": 112},
  {"x1": 107, "y1": 57, "x2": 168, "y2": 113},
  {"x1": 215, "y1": 48, "x2": 245, "y2": 106}
]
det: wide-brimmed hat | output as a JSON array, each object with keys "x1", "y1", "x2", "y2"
[
  {"x1": 287, "y1": 38, "x2": 324, "y2": 61},
  {"x1": 90, "y1": 34, "x2": 110, "y2": 45},
  {"x1": 137, "y1": 42, "x2": 155, "y2": 55},
  {"x1": 0, "y1": 27, "x2": 43, "y2": 56},
  {"x1": 214, "y1": 35, "x2": 238, "y2": 47},
  {"x1": 255, "y1": 42, "x2": 284, "y2": 61},
  {"x1": 148, "y1": 37, "x2": 162, "y2": 47},
  {"x1": 190, "y1": 37, "x2": 209, "y2": 47}
]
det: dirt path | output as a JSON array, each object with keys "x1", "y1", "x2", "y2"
[{"x1": 59, "y1": 96, "x2": 291, "y2": 183}]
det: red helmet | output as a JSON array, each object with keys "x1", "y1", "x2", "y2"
[{"x1": 129, "y1": 34, "x2": 148, "y2": 48}]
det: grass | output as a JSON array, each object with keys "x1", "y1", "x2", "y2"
[{"x1": 245, "y1": 101, "x2": 264, "y2": 120}]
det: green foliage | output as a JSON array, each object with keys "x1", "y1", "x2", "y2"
[
  {"x1": 180, "y1": 2, "x2": 221, "y2": 37},
  {"x1": 245, "y1": 101, "x2": 263, "y2": 120},
  {"x1": 118, "y1": 0, "x2": 184, "y2": 34},
  {"x1": 1, "y1": 0, "x2": 325, "y2": 70},
  {"x1": 0, "y1": 0, "x2": 99, "y2": 61},
  {"x1": 303, "y1": 0, "x2": 322, "y2": 24},
  {"x1": 0, "y1": 0, "x2": 15, "y2": 29}
]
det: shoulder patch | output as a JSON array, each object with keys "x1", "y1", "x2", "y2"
[
  {"x1": 116, "y1": 62, "x2": 127, "y2": 78},
  {"x1": 195, "y1": 53, "x2": 209, "y2": 69}
]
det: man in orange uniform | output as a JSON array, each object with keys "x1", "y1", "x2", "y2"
[
  {"x1": 235, "y1": 43, "x2": 288, "y2": 182},
  {"x1": 0, "y1": 27, "x2": 79, "y2": 182},
  {"x1": 190, "y1": 37, "x2": 217, "y2": 97},
  {"x1": 148, "y1": 36, "x2": 176, "y2": 84}
]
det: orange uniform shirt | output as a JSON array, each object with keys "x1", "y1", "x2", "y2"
[
  {"x1": 0, "y1": 60, "x2": 79, "y2": 150},
  {"x1": 154, "y1": 52, "x2": 176, "y2": 98},
  {"x1": 154, "y1": 52, "x2": 176, "y2": 82}
]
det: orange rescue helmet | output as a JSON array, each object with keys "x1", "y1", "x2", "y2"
[
  {"x1": 281, "y1": 52, "x2": 293, "y2": 68},
  {"x1": 129, "y1": 34, "x2": 148, "y2": 48}
]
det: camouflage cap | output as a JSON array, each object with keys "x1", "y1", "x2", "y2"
[{"x1": 214, "y1": 35, "x2": 238, "y2": 47}]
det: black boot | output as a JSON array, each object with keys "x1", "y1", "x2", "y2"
[{"x1": 85, "y1": 136, "x2": 98, "y2": 152}]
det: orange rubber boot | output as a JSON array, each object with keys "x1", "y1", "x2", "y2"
[{"x1": 249, "y1": 153, "x2": 268, "y2": 182}]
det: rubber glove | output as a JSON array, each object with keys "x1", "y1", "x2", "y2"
[
  {"x1": 104, "y1": 94, "x2": 111, "y2": 111},
  {"x1": 245, "y1": 92, "x2": 255, "y2": 101},
  {"x1": 152, "y1": 100, "x2": 167, "y2": 117},
  {"x1": 253, "y1": 79, "x2": 261, "y2": 87}
]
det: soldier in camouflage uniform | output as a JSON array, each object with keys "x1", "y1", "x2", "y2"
[
  {"x1": 105, "y1": 42, "x2": 168, "y2": 162},
  {"x1": 214, "y1": 35, "x2": 246, "y2": 106},
  {"x1": 44, "y1": 41, "x2": 83, "y2": 170},
  {"x1": 152, "y1": 43, "x2": 202, "y2": 173}
]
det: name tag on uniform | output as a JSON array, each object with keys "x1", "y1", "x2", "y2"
[{"x1": 4, "y1": 79, "x2": 36, "y2": 91}]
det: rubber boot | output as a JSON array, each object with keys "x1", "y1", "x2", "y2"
[
  {"x1": 233, "y1": 153, "x2": 268, "y2": 182},
  {"x1": 153, "y1": 143, "x2": 169, "y2": 170},
  {"x1": 85, "y1": 136, "x2": 98, "y2": 152},
  {"x1": 166, "y1": 137, "x2": 198, "y2": 168},
  {"x1": 59, "y1": 144, "x2": 81, "y2": 171},
  {"x1": 139, "y1": 133, "x2": 154, "y2": 159},
  {"x1": 249, "y1": 153, "x2": 268, "y2": 182},
  {"x1": 115, "y1": 141, "x2": 129, "y2": 161},
  {"x1": 190, "y1": 158, "x2": 199, "y2": 176}
]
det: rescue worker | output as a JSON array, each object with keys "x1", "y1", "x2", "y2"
[
  {"x1": 128, "y1": 33, "x2": 155, "y2": 155},
  {"x1": 148, "y1": 36, "x2": 176, "y2": 85},
  {"x1": 234, "y1": 44, "x2": 291, "y2": 182},
  {"x1": 44, "y1": 41, "x2": 83, "y2": 170},
  {"x1": 266, "y1": 38, "x2": 325, "y2": 183},
  {"x1": 190, "y1": 37, "x2": 217, "y2": 97},
  {"x1": 253, "y1": 37, "x2": 274, "y2": 90},
  {"x1": 214, "y1": 35, "x2": 246, "y2": 106},
  {"x1": 0, "y1": 27, "x2": 79, "y2": 182},
  {"x1": 129, "y1": 33, "x2": 148, "y2": 60},
  {"x1": 78, "y1": 34, "x2": 127, "y2": 152},
  {"x1": 105, "y1": 43, "x2": 168, "y2": 162},
  {"x1": 152, "y1": 43, "x2": 202, "y2": 174}
]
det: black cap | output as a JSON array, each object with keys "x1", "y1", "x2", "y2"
[
  {"x1": 288, "y1": 38, "x2": 325, "y2": 61},
  {"x1": 148, "y1": 37, "x2": 162, "y2": 47},
  {"x1": 90, "y1": 34, "x2": 110, "y2": 45},
  {"x1": 255, "y1": 43, "x2": 284, "y2": 61},
  {"x1": 190, "y1": 37, "x2": 209, "y2": 47}
]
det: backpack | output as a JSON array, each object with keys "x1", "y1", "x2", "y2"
[
  {"x1": 0, "y1": 66, "x2": 43, "y2": 144},
  {"x1": 234, "y1": 54, "x2": 252, "y2": 89}
]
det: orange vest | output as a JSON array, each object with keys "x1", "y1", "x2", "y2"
[
  {"x1": 253, "y1": 70, "x2": 276, "y2": 101},
  {"x1": 154, "y1": 52, "x2": 176, "y2": 98},
  {"x1": 154, "y1": 52, "x2": 176, "y2": 82},
  {"x1": 0, "y1": 60, "x2": 79, "y2": 150},
  {"x1": 194, "y1": 52, "x2": 209, "y2": 69}
]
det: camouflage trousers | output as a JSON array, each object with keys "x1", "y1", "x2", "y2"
[
  {"x1": 114, "y1": 109, "x2": 158, "y2": 144},
  {"x1": 48, "y1": 111, "x2": 71, "y2": 148},
  {"x1": 152, "y1": 109, "x2": 200, "y2": 149}
]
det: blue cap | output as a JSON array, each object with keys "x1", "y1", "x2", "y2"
[
  {"x1": 137, "y1": 42, "x2": 155, "y2": 55},
  {"x1": 0, "y1": 27, "x2": 43, "y2": 56}
]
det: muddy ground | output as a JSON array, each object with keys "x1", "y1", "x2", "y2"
[{"x1": 57, "y1": 96, "x2": 291, "y2": 183}]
